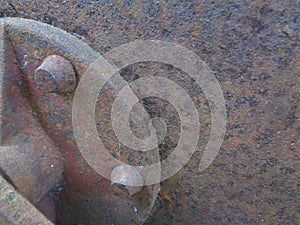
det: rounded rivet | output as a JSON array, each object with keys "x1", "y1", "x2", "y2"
[
  {"x1": 35, "y1": 55, "x2": 76, "y2": 93},
  {"x1": 111, "y1": 165, "x2": 144, "y2": 197}
]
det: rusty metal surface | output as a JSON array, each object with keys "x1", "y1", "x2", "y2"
[
  {"x1": 0, "y1": 19, "x2": 63, "y2": 224},
  {"x1": 0, "y1": 0, "x2": 299, "y2": 225},
  {"x1": 0, "y1": 17, "x2": 160, "y2": 225},
  {"x1": 34, "y1": 55, "x2": 77, "y2": 94},
  {"x1": 0, "y1": 175, "x2": 54, "y2": 225}
]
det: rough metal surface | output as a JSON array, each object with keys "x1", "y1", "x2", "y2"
[
  {"x1": 0, "y1": 17, "x2": 160, "y2": 225},
  {"x1": 0, "y1": 20, "x2": 63, "y2": 224},
  {"x1": 0, "y1": 175, "x2": 54, "y2": 225},
  {"x1": 0, "y1": 1, "x2": 299, "y2": 225},
  {"x1": 35, "y1": 55, "x2": 77, "y2": 93}
]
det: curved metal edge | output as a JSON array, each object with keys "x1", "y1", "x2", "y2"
[
  {"x1": 0, "y1": 17, "x2": 161, "y2": 224},
  {"x1": 0, "y1": 17, "x2": 100, "y2": 76}
]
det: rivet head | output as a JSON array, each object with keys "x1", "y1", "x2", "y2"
[
  {"x1": 111, "y1": 165, "x2": 144, "y2": 197},
  {"x1": 34, "y1": 55, "x2": 76, "y2": 93}
]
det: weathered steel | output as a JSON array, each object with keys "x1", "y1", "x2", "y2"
[
  {"x1": 0, "y1": 174, "x2": 54, "y2": 225},
  {"x1": 111, "y1": 165, "x2": 145, "y2": 196},
  {"x1": 0, "y1": 17, "x2": 160, "y2": 225},
  {"x1": 0, "y1": 0, "x2": 299, "y2": 224},
  {"x1": 35, "y1": 55, "x2": 77, "y2": 93},
  {"x1": 0, "y1": 19, "x2": 63, "y2": 224}
]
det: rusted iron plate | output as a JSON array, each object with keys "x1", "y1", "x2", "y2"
[
  {"x1": 0, "y1": 17, "x2": 160, "y2": 225},
  {"x1": 1, "y1": 0, "x2": 300, "y2": 224},
  {"x1": 0, "y1": 19, "x2": 63, "y2": 223}
]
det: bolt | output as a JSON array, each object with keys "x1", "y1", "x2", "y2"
[
  {"x1": 111, "y1": 165, "x2": 144, "y2": 197},
  {"x1": 34, "y1": 55, "x2": 76, "y2": 93}
]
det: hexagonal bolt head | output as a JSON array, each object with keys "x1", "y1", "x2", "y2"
[
  {"x1": 34, "y1": 55, "x2": 76, "y2": 93},
  {"x1": 111, "y1": 165, "x2": 144, "y2": 197}
]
